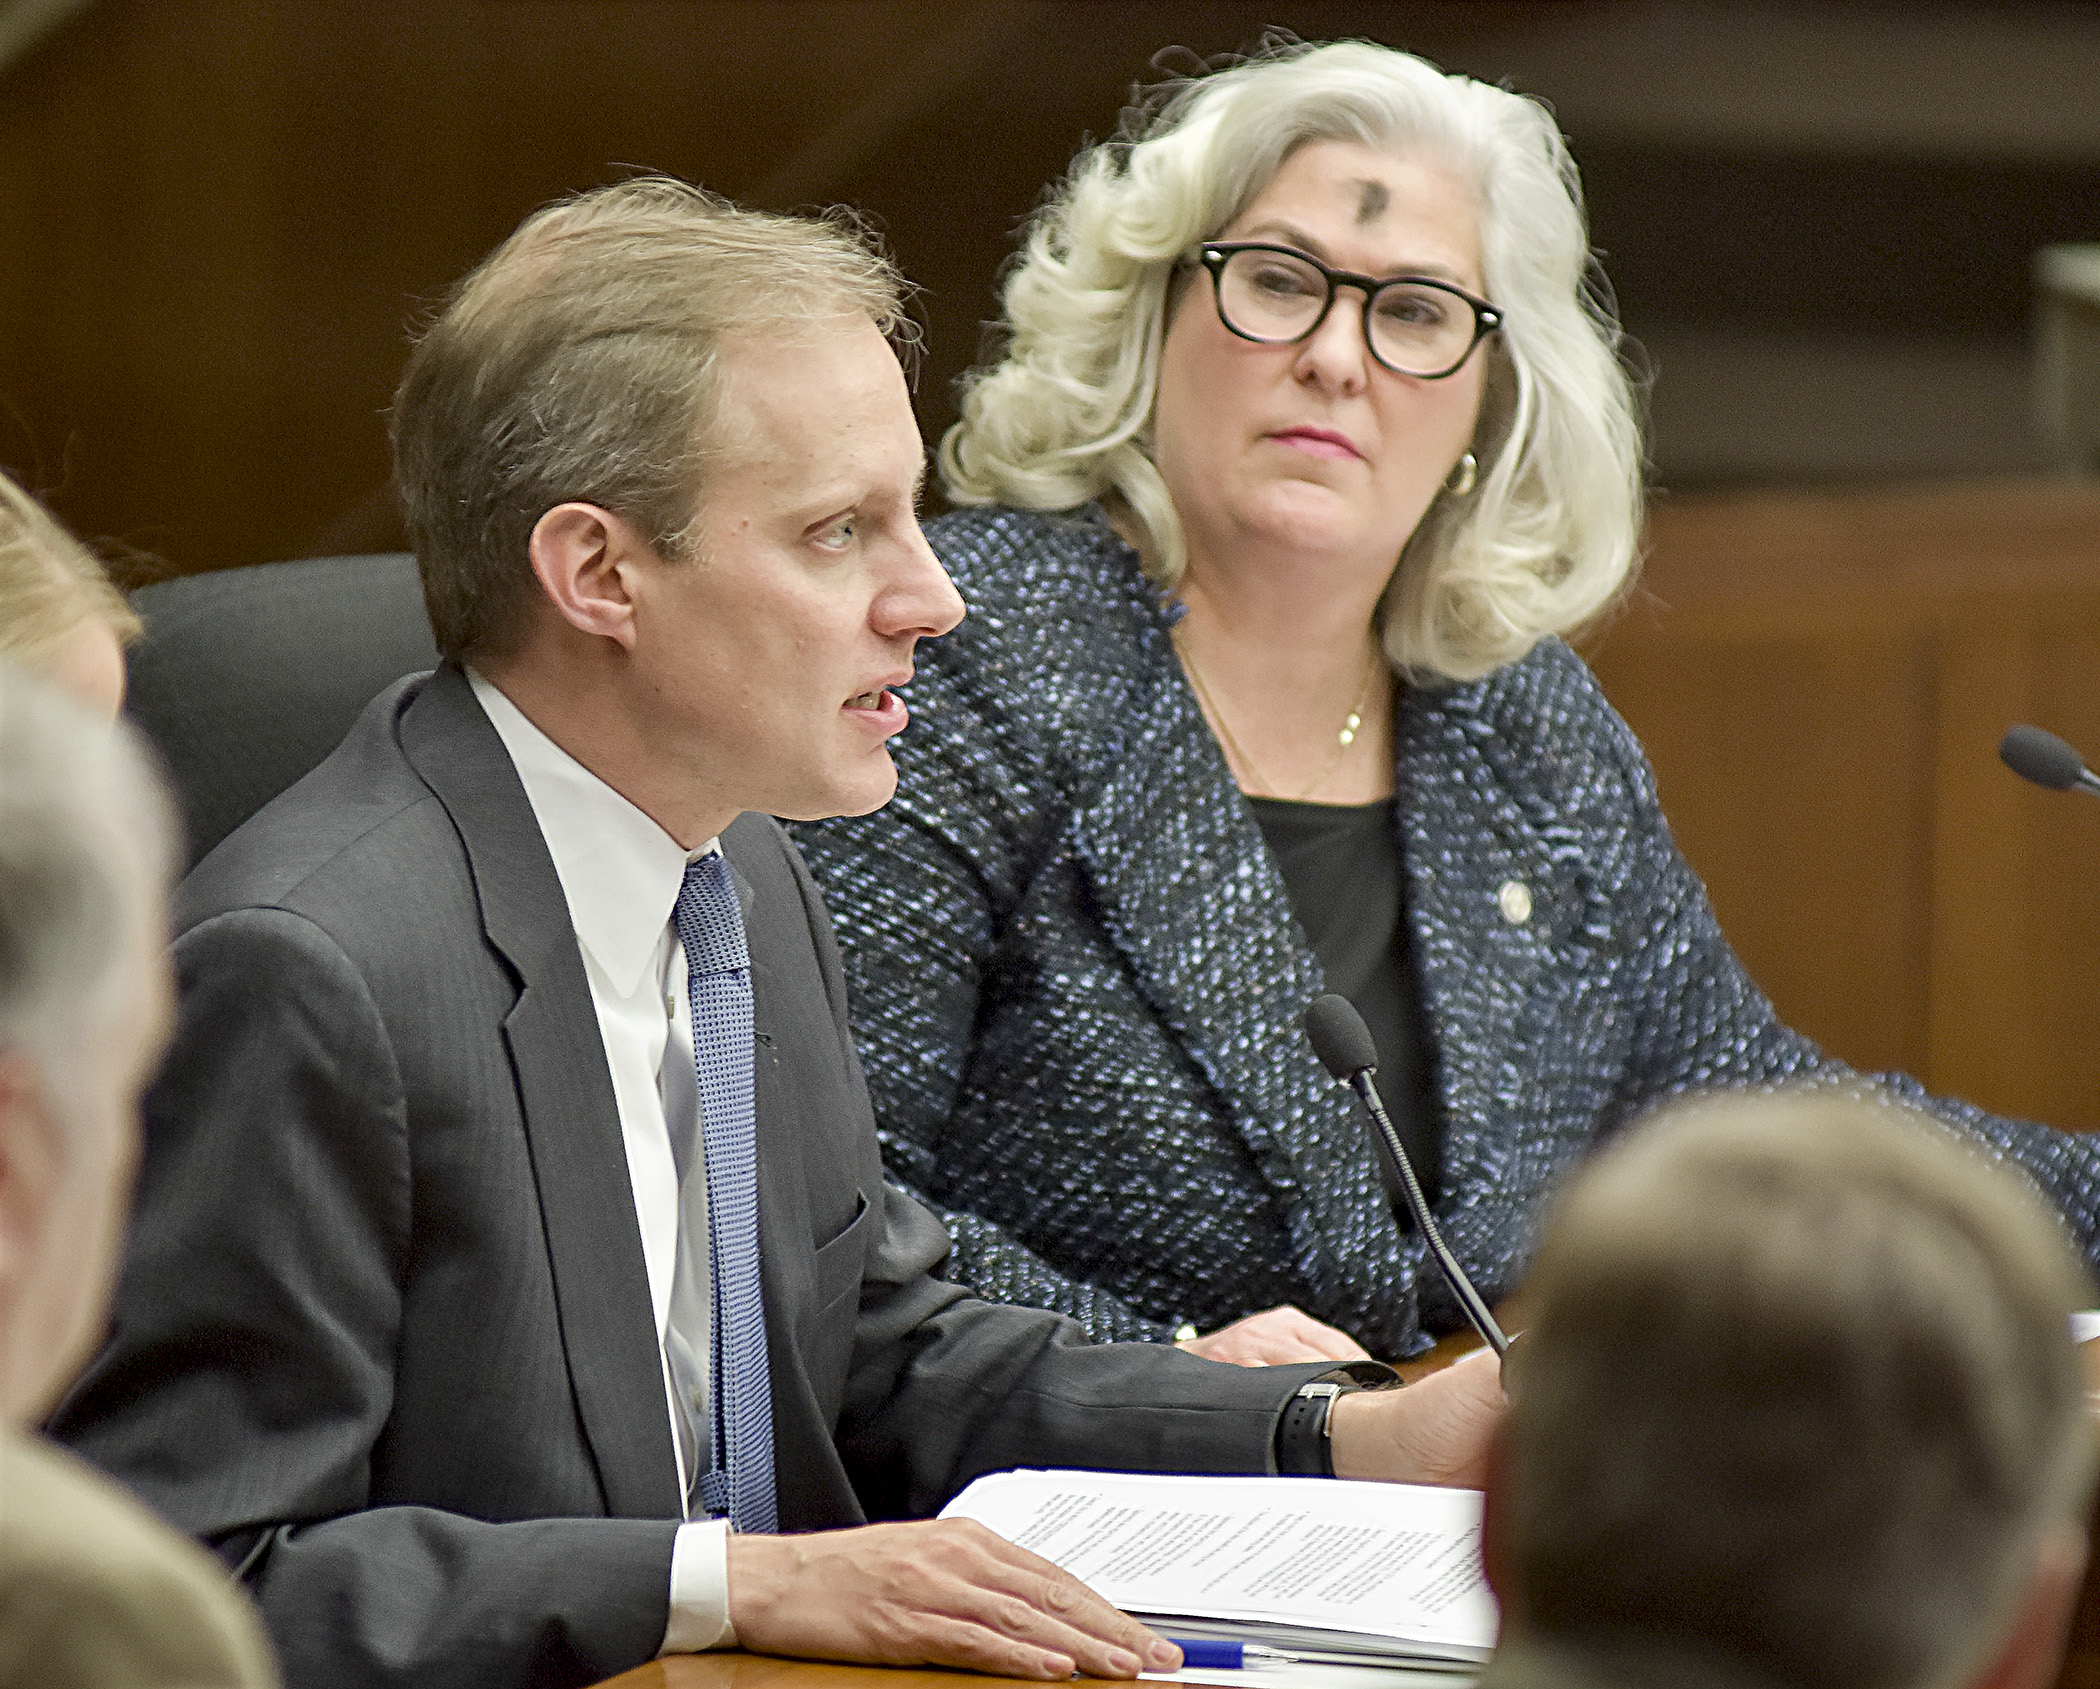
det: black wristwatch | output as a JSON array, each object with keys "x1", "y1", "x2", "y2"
[{"x1": 1273, "y1": 1360, "x2": 1404, "y2": 1477}]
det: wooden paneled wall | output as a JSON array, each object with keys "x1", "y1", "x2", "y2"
[
  {"x1": 0, "y1": 0, "x2": 1554, "y2": 579},
  {"x1": 8, "y1": 1, "x2": 2095, "y2": 584},
  {"x1": 0, "y1": 0, "x2": 1075, "y2": 574},
  {"x1": 1584, "y1": 478, "x2": 2100, "y2": 1130}
]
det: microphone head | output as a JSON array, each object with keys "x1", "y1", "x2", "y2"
[
  {"x1": 1304, "y1": 994, "x2": 1379, "y2": 1080},
  {"x1": 2000, "y1": 724, "x2": 2089, "y2": 792}
]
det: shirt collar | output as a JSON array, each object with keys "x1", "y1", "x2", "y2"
[{"x1": 467, "y1": 668, "x2": 716, "y2": 998}]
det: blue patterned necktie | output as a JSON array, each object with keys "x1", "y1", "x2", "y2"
[{"x1": 668, "y1": 851, "x2": 777, "y2": 1534}]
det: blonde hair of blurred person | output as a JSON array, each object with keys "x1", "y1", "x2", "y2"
[
  {"x1": 0, "y1": 664, "x2": 276, "y2": 1688},
  {"x1": 940, "y1": 37, "x2": 1643, "y2": 683},
  {"x1": 0, "y1": 473, "x2": 139, "y2": 720},
  {"x1": 1481, "y1": 1090, "x2": 2097, "y2": 1689}
]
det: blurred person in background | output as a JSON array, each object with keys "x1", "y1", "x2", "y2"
[
  {"x1": 1480, "y1": 1087, "x2": 2096, "y2": 1689},
  {"x1": 793, "y1": 38, "x2": 2100, "y2": 1365},
  {"x1": 0, "y1": 471, "x2": 138, "y2": 720},
  {"x1": 0, "y1": 665, "x2": 277, "y2": 1688}
]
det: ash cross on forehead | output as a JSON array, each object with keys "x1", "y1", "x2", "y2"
[{"x1": 1354, "y1": 178, "x2": 1390, "y2": 224}]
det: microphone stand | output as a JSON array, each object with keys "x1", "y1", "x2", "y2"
[{"x1": 1348, "y1": 1063, "x2": 1510, "y2": 1362}]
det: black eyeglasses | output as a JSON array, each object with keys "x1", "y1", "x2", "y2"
[{"x1": 1194, "y1": 242, "x2": 1504, "y2": 380}]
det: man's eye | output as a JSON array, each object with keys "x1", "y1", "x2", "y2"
[{"x1": 815, "y1": 518, "x2": 856, "y2": 550}]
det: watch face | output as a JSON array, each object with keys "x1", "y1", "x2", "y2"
[{"x1": 1310, "y1": 1362, "x2": 1403, "y2": 1393}]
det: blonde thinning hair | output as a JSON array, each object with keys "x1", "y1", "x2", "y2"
[
  {"x1": 0, "y1": 663, "x2": 174, "y2": 1085},
  {"x1": 0, "y1": 471, "x2": 141, "y2": 667},
  {"x1": 393, "y1": 176, "x2": 914, "y2": 660},
  {"x1": 940, "y1": 39, "x2": 1643, "y2": 682},
  {"x1": 1504, "y1": 1088, "x2": 2096, "y2": 1689}
]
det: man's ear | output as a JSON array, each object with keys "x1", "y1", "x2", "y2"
[{"x1": 527, "y1": 503, "x2": 648, "y2": 651}]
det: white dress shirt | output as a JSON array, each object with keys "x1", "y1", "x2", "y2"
[{"x1": 468, "y1": 670, "x2": 735, "y2": 1655}]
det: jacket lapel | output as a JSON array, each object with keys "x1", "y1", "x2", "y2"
[
  {"x1": 1066, "y1": 622, "x2": 1397, "y2": 1321},
  {"x1": 398, "y1": 666, "x2": 680, "y2": 1520},
  {"x1": 1397, "y1": 654, "x2": 1614, "y2": 1296},
  {"x1": 1066, "y1": 603, "x2": 1606, "y2": 1339}
]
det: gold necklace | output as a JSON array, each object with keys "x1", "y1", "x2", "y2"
[{"x1": 1174, "y1": 631, "x2": 1380, "y2": 801}]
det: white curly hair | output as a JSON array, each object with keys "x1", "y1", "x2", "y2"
[{"x1": 939, "y1": 39, "x2": 1645, "y2": 682}]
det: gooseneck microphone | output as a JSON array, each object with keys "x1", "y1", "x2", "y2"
[
  {"x1": 1303, "y1": 994, "x2": 1509, "y2": 1362},
  {"x1": 2000, "y1": 725, "x2": 2100, "y2": 799}
]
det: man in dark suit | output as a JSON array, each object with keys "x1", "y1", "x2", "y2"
[{"x1": 54, "y1": 178, "x2": 1502, "y2": 1689}]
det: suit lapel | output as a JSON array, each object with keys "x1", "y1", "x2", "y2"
[
  {"x1": 728, "y1": 839, "x2": 817, "y2": 1381},
  {"x1": 398, "y1": 666, "x2": 680, "y2": 1520}
]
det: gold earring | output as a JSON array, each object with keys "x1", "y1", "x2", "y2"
[{"x1": 1445, "y1": 451, "x2": 1478, "y2": 497}]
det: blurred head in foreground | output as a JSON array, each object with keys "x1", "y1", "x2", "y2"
[
  {"x1": 0, "y1": 664, "x2": 175, "y2": 1422},
  {"x1": 0, "y1": 472, "x2": 139, "y2": 720},
  {"x1": 1484, "y1": 1089, "x2": 2097, "y2": 1689}
]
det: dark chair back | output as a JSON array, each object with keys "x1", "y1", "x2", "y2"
[{"x1": 125, "y1": 553, "x2": 439, "y2": 868}]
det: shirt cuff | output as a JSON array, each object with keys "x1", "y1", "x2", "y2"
[{"x1": 661, "y1": 1519, "x2": 737, "y2": 1654}]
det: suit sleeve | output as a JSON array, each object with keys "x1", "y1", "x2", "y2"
[
  {"x1": 1589, "y1": 682, "x2": 2100, "y2": 1267},
  {"x1": 50, "y1": 908, "x2": 678, "y2": 1689},
  {"x1": 835, "y1": 1180, "x2": 1326, "y2": 1520}
]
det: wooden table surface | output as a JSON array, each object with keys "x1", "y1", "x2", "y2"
[{"x1": 600, "y1": 1660, "x2": 1026, "y2": 1689}]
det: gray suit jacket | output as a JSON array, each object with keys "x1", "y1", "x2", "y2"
[{"x1": 52, "y1": 665, "x2": 1316, "y2": 1689}]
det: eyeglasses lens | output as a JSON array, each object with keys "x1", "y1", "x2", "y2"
[{"x1": 1216, "y1": 247, "x2": 1477, "y2": 377}]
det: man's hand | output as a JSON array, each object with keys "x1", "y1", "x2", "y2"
[
  {"x1": 726, "y1": 1518, "x2": 1184, "y2": 1680},
  {"x1": 1176, "y1": 1305, "x2": 1372, "y2": 1366},
  {"x1": 1327, "y1": 1344, "x2": 1504, "y2": 1488}
]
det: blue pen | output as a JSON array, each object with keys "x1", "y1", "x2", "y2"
[{"x1": 1166, "y1": 1637, "x2": 1414, "y2": 1671}]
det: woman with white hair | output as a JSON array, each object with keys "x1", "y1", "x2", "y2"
[{"x1": 795, "y1": 39, "x2": 2100, "y2": 1366}]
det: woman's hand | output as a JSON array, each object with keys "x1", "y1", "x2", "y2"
[{"x1": 1176, "y1": 1305, "x2": 1372, "y2": 1366}]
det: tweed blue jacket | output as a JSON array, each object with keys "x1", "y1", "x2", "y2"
[{"x1": 793, "y1": 506, "x2": 2100, "y2": 1355}]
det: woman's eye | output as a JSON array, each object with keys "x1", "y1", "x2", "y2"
[
  {"x1": 1376, "y1": 290, "x2": 1451, "y2": 329},
  {"x1": 1250, "y1": 264, "x2": 1319, "y2": 299}
]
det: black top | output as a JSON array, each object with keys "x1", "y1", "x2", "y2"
[{"x1": 1250, "y1": 795, "x2": 1440, "y2": 1212}]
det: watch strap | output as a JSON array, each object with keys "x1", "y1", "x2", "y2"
[{"x1": 1273, "y1": 1361, "x2": 1402, "y2": 1477}]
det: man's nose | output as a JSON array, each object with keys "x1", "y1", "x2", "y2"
[{"x1": 885, "y1": 524, "x2": 966, "y2": 640}]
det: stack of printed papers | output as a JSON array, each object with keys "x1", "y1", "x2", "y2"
[{"x1": 940, "y1": 1469, "x2": 1498, "y2": 1669}]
